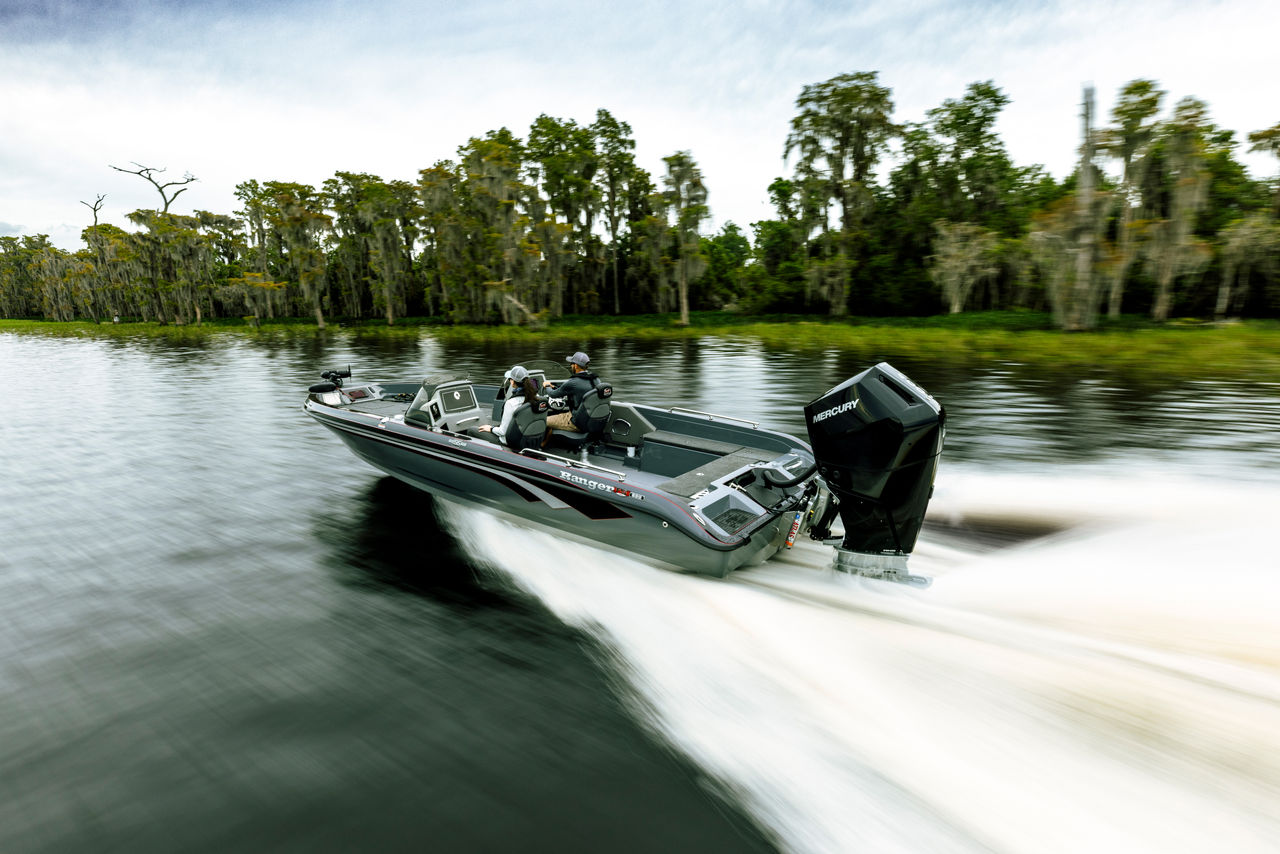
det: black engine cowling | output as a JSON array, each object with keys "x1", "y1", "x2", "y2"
[{"x1": 804, "y1": 363, "x2": 944, "y2": 557}]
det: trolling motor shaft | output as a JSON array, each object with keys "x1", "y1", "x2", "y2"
[{"x1": 804, "y1": 363, "x2": 945, "y2": 586}]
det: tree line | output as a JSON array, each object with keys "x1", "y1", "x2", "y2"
[{"x1": 3, "y1": 74, "x2": 1279, "y2": 330}]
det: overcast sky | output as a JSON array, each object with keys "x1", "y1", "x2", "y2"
[{"x1": 2, "y1": 0, "x2": 1276, "y2": 250}]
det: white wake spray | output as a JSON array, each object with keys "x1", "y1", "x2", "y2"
[{"x1": 438, "y1": 467, "x2": 1280, "y2": 854}]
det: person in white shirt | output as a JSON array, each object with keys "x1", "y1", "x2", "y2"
[{"x1": 473, "y1": 365, "x2": 539, "y2": 446}]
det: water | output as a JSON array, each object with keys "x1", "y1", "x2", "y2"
[{"x1": 3, "y1": 330, "x2": 1279, "y2": 853}]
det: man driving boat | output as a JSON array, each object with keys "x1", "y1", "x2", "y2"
[{"x1": 542, "y1": 351, "x2": 600, "y2": 443}]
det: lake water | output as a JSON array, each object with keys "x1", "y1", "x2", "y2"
[{"x1": 3, "y1": 329, "x2": 1278, "y2": 853}]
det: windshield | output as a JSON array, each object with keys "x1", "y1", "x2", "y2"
[
  {"x1": 422, "y1": 371, "x2": 469, "y2": 385},
  {"x1": 419, "y1": 371, "x2": 470, "y2": 395},
  {"x1": 520, "y1": 359, "x2": 571, "y2": 381}
]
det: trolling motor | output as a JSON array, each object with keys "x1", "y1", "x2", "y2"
[
  {"x1": 804, "y1": 363, "x2": 944, "y2": 587},
  {"x1": 309, "y1": 366, "x2": 352, "y2": 394}
]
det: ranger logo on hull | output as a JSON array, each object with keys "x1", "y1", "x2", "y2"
[{"x1": 560, "y1": 470, "x2": 645, "y2": 500}]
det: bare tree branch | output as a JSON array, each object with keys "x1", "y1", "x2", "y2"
[
  {"x1": 80, "y1": 193, "x2": 106, "y2": 227},
  {"x1": 109, "y1": 162, "x2": 197, "y2": 212}
]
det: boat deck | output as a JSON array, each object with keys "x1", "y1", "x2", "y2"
[
  {"x1": 656, "y1": 449, "x2": 774, "y2": 497},
  {"x1": 342, "y1": 398, "x2": 413, "y2": 418},
  {"x1": 336, "y1": 386, "x2": 804, "y2": 515}
]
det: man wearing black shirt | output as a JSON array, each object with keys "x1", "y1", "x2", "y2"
[{"x1": 543, "y1": 351, "x2": 599, "y2": 443}]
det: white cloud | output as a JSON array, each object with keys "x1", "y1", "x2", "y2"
[{"x1": 2, "y1": 0, "x2": 1275, "y2": 250}]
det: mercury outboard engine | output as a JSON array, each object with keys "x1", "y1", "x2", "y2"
[{"x1": 805, "y1": 363, "x2": 944, "y2": 586}]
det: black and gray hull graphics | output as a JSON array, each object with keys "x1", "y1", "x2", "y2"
[{"x1": 306, "y1": 402, "x2": 785, "y2": 576}]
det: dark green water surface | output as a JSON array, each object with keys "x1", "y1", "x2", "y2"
[{"x1": 3, "y1": 330, "x2": 1278, "y2": 853}]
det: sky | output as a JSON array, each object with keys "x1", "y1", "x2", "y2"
[{"x1": 2, "y1": 0, "x2": 1276, "y2": 251}]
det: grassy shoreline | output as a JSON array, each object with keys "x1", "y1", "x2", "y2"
[{"x1": 4, "y1": 312, "x2": 1279, "y2": 383}]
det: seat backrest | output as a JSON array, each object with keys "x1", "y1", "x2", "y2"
[
  {"x1": 506, "y1": 397, "x2": 549, "y2": 449},
  {"x1": 492, "y1": 384, "x2": 509, "y2": 422},
  {"x1": 573, "y1": 384, "x2": 613, "y2": 437}
]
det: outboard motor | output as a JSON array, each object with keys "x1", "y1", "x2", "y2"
[{"x1": 805, "y1": 363, "x2": 944, "y2": 586}]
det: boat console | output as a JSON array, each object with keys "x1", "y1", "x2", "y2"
[{"x1": 406, "y1": 375, "x2": 487, "y2": 432}]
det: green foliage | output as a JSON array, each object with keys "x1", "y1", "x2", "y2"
[
  {"x1": 5, "y1": 80, "x2": 1278, "y2": 329},
  {"x1": 661, "y1": 151, "x2": 710, "y2": 325},
  {"x1": 696, "y1": 222, "x2": 750, "y2": 309},
  {"x1": 8, "y1": 313, "x2": 1280, "y2": 383}
]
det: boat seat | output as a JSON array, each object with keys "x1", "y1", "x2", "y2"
[
  {"x1": 547, "y1": 385, "x2": 613, "y2": 450},
  {"x1": 505, "y1": 398, "x2": 550, "y2": 449}
]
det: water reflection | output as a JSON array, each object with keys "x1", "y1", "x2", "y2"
[
  {"x1": 1, "y1": 332, "x2": 781, "y2": 854},
  {"x1": 4, "y1": 328, "x2": 1279, "y2": 854},
  {"x1": 314, "y1": 477, "x2": 519, "y2": 610}
]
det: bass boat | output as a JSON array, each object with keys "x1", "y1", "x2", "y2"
[{"x1": 304, "y1": 360, "x2": 944, "y2": 584}]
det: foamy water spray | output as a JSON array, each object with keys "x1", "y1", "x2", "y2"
[{"x1": 439, "y1": 468, "x2": 1280, "y2": 853}]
